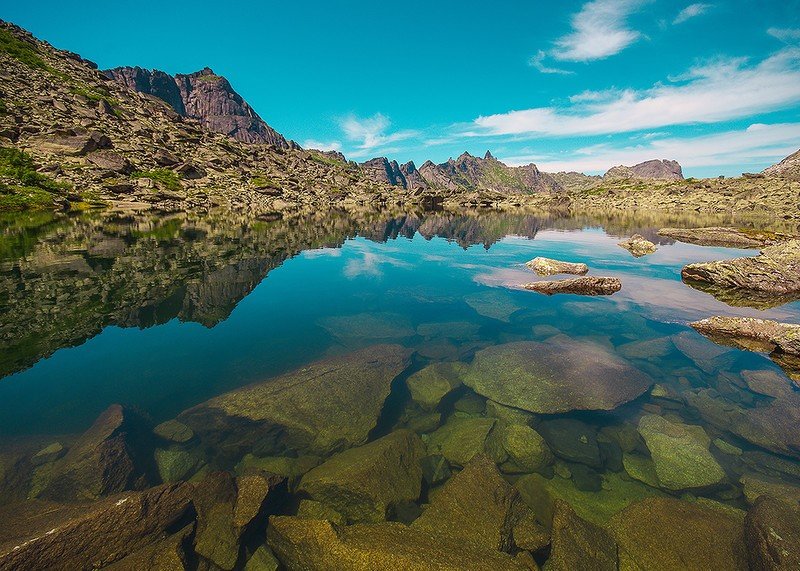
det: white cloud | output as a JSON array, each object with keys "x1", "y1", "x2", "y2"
[
  {"x1": 529, "y1": 50, "x2": 574, "y2": 75},
  {"x1": 768, "y1": 27, "x2": 800, "y2": 43},
  {"x1": 301, "y1": 139, "x2": 342, "y2": 152},
  {"x1": 501, "y1": 122, "x2": 800, "y2": 173},
  {"x1": 552, "y1": 0, "x2": 648, "y2": 62},
  {"x1": 674, "y1": 3, "x2": 713, "y2": 25},
  {"x1": 473, "y1": 48, "x2": 800, "y2": 137},
  {"x1": 339, "y1": 113, "x2": 417, "y2": 158}
]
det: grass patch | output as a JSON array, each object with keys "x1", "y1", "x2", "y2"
[
  {"x1": 0, "y1": 28, "x2": 49, "y2": 70},
  {"x1": 0, "y1": 147, "x2": 70, "y2": 212},
  {"x1": 308, "y1": 151, "x2": 344, "y2": 167},
  {"x1": 132, "y1": 168, "x2": 182, "y2": 192}
]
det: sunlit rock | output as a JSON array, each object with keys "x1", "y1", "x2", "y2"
[
  {"x1": 525, "y1": 256, "x2": 588, "y2": 276},
  {"x1": 618, "y1": 234, "x2": 657, "y2": 257},
  {"x1": 426, "y1": 416, "x2": 496, "y2": 467}
]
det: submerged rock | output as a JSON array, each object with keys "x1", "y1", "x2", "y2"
[
  {"x1": 521, "y1": 277, "x2": 621, "y2": 296},
  {"x1": 297, "y1": 430, "x2": 424, "y2": 523},
  {"x1": 461, "y1": 339, "x2": 652, "y2": 414},
  {"x1": 179, "y1": 345, "x2": 412, "y2": 456},
  {"x1": 682, "y1": 240, "x2": 800, "y2": 306},
  {"x1": 608, "y1": 497, "x2": 748, "y2": 571},
  {"x1": 537, "y1": 418, "x2": 601, "y2": 468},
  {"x1": 267, "y1": 516, "x2": 531, "y2": 571},
  {"x1": 426, "y1": 417, "x2": 496, "y2": 467},
  {"x1": 745, "y1": 495, "x2": 800, "y2": 570},
  {"x1": 318, "y1": 312, "x2": 415, "y2": 341},
  {"x1": 740, "y1": 473, "x2": 800, "y2": 507},
  {"x1": 658, "y1": 226, "x2": 796, "y2": 248},
  {"x1": 548, "y1": 500, "x2": 618, "y2": 571},
  {"x1": 618, "y1": 234, "x2": 657, "y2": 257},
  {"x1": 412, "y1": 454, "x2": 534, "y2": 552},
  {"x1": 525, "y1": 256, "x2": 588, "y2": 276},
  {"x1": 405, "y1": 362, "x2": 466, "y2": 411},
  {"x1": 153, "y1": 419, "x2": 195, "y2": 443},
  {"x1": 464, "y1": 290, "x2": 522, "y2": 322},
  {"x1": 103, "y1": 522, "x2": 194, "y2": 571},
  {"x1": 498, "y1": 424, "x2": 553, "y2": 473},
  {"x1": 30, "y1": 442, "x2": 65, "y2": 466},
  {"x1": 0, "y1": 483, "x2": 192, "y2": 571},
  {"x1": 637, "y1": 415, "x2": 725, "y2": 491}
]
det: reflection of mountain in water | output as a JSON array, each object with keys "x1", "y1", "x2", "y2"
[{"x1": 1, "y1": 206, "x2": 793, "y2": 379}]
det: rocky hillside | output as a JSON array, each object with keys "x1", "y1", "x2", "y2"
[
  {"x1": 604, "y1": 159, "x2": 684, "y2": 180},
  {"x1": 763, "y1": 148, "x2": 800, "y2": 180},
  {"x1": 548, "y1": 171, "x2": 603, "y2": 192},
  {"x1": 106, "y1": 66, "x2": 288, "y2": 147}
]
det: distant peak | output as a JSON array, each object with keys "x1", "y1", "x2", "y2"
[{"x1": 484, "y1": 150, "x2": 496, "y2": 160}]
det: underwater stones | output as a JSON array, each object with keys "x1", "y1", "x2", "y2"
[
  {"x1": 498, "y1": 424, "x2": 553, "y2": 473},
  {"x1": 103, "y1": 522, "x2": 195, "y2": 571},
  {"x1": 637, "y1": 415, "x2": 725, "y2": 491},
  {"x1": 537, "y1": 419, "x2": 602, "y2": 468},
  {"x1": 461, "y1": 339, "x2": 652, "y2": 414},
  {"x1": 416, "y1": 321, "x2": 481, "y2": 340},
  {"x1": 426, "y1": 416, "x2": 496, "y2": 467},
  {"x1": 609, "y1": 497, "x2": 748, "y2": 571},
  {"x1": 548, "y1": 500, "x2": 618, "y2": 571},
  {"x1": 485, "y1": 399, "x2": 537, "y2": 425},
  {"x1": 412, "y1": 454, "x2": 533, "y2": 552},
  {"x1": 267, "y1": 516, "x2": 531, "y2": 571},
  {"x1": 521, "y1": 276, "x2": 621, "y2": 296},
  {"x1": 740, "y1": 473, "x2": 800, "y2": 507},
  {"x1": 39, "y1": 404, "x2": 153, "y2": 501},
  {"x1": 421, "y1": 454, "x2": 452, "y2": 487},
  {"x1": 622, "y1": 453, "x2": 660, "y2": 488},
  {"x1": 154, "y1": 448, "x2": 203, "y2": 483},
  {"x1": 297, "y1": 499, "x2": 346, "y2": 524},
  {"x1": 0, "y1": 483, "x2": 192, "y2": 571},
  {"x1": 235, "y1": 454, "x2": 320, "y2": 487},
  {"x1": 243, "y1": 545, "x2": 280, "y2": 571},
  {"x1": 405, "y1": 362, "x2": 465, "y2": 411},
  {"x1": 618, "y1": 234, "x2": 657, "y2": 257},
  {"x1": 658, "y1": 226, "x2": 788, "y2": 248},
  {"x1": 525, "y1": 256, "x2": 588, "y2": 276},
  {"x1": 30, "y1": 442, "x2": 65, "y2": 466},
  {"x1": 745, "y1": 495, "x2": 800, "y2": 570},
  {"x1": 616, "y1": 336, "x2": 674, "y2": 360},
  {"x1": 318, "y1": 312, "x2": 415, "y2": 341},
  {"x1": 464, "y1": 290, "x2": 522, "y2": 322},
  {"x1": 153, "y1": 419, "x2": 194, "y2": 443},
  {"x1": 742, "y1": 369, "x2": 795, "y2": 398},
  {"x1": 671, "y1": 330, "x2": 732, "y2": 373},
  {"x1": 297, "y1": 429, "x2": 424, "y2": 524},
  {"x1": 682, "y1": 240, "x2": 800, "y2": 302},
  {"x1": 180, "y1": 344, "x2": 412, "y2": 456}
]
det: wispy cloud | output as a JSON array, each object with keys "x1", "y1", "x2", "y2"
[
  {"x1": 552, "y1": 0, "x2": 648, "y2": 62},
  {"x1": 529, "y1": 50, "x2": 574, "y2": 75},
  {"x1": 768, "y1": 27, "x2": 800, "y2": 43},
  {"x1": 674, "y1": 3, "x2": 713, "y2": 25},
  {"x1": 502, "y1": 122, "x2": 800, "y2": 173},
  {"x1": 301, "y1": 139, "x2": 342, "y2": 152},
  {"x1": 339, "y1": 113, "x2": 417, "y2": 158},
  {"x1": 474, "y1": 48, "x2": 800, "y2": 137}
]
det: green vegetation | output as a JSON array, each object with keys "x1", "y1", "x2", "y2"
[
  {"x1": 0, "y1": 28, "x2": 49, "y2": 70},
  {"x1": 0, "y1": 98, "x2": 7, "y2": 115},
  {"x1": 251, "y1": 174, "x2": 276, "y2": 187},
  {"x1": 0, "y1": 147, "x2": 69, "y2": 211},
  {"x1": 132, "y1": 168, "x2": 182, "y2": 192},
  {"x1": 308, "y1": 151, "x2": 344, "y2": 167},
  {"x1": 131, "y1": 217, "x2": 183, "y2": 242}
]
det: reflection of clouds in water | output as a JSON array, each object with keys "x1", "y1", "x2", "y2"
[
  {"x1": 473, "y1": 267, "x2": 534, "y2": 288},
  {"x1": 302, "y1": 247, "x2": 342, "y2": 259},
  {"x1": 343, "y1": 251, "x2": 412, "y2": 279}
]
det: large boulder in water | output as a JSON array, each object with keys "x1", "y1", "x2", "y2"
[
  {"x1": 460, "y1": 339, "x2": 652, "y2": 414},
  {"x1": 179, "y1": 345, "x2": 412, "y2": 457},
  {"x1": 297, "y1": 430, "x2": 424, "y2": 524},
  {"x1": 548, "y1": 500, "x2": 618, "y2": 570},
  {"x1": 745, "y1": 495, "x2": 800, "y2": 570},
  {"x1": 608, "y1": 497, "x2": 748, "y2": 571}
]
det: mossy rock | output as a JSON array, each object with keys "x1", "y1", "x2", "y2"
[
  {"x1": 405, "y1": 362, "x2": 465, "y2": 411},
  {"x1": 548, "y1": 500, "x2": 618, "y2": 570},
  {"x1": 498, "y1": 424, "x2": 553, "y2": 473},
  {"x1": 153, "y1": 419, "x2": 194, "y2": 443},
  {"x1": 155, "y1": 448, "x2": 204, "y2": 483},
  {"x1": 485, "y1": 400, "x2": 537, "y2": 425},
  {"x1": 426, "y1": 416, "x2": 496, "y2": 467}
]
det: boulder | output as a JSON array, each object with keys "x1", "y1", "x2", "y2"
[
  {"x1": 426, "y1": 416, "x2": 496, "y2": 466},
  {"x1": 745, "y1": 495, "x2": 800, "y2": 570},
  {"x1": 412, "y1": 454, "x2": 533, "y2": 552},
  {"x1": 525, "y1": 257, "x2": 588, "y2": 276},
  {"x1": 498, "y1": 424, "x2": 553, "y2": 473},
  {"x1": 548, "y1": 500, "x2": 618, "y2": 571},
  {"x1": 521, "y1": 277, "x2": 621, "y2": 296},
  {"x1": 0, "y1": 483, "x2": 192, "y2": 571},
  {"x1": 154, "y1": 447, "x2": 204, "y2": 483},
  {"x1": 31, "y1": 442, "x2": 65, "y2": 466},
  {"x1": 297, "y1": 430, "x2": 424, "y2": 523},
  {"x1": 740, "y1": 473, "x2": 800, "y2": 507},
  {"x1": 464, "y1": 290, "x2": 522, "y2": 322},
  {"x1": 29, "y1": 129, "x2": 112, "y2": 156},
  {"x1": 608, "y1": 497, "x2": 748, "y2": 571},
  {"x1": 267, "y1": 516, "x2": 531, "y2": 571},
  {"x1": 618, "y1": 234, "x2": 657, "y2": 257},
  {"x1": 485, "y1": 399, "x2": 537, "y2": 425},
  {"x1": 405, "y1": 362, "x2": 465, "y2": 411},
  {"x1": 102, "y1": 522, "x2": 194, "y2": 571},
  {"x1": 86, "y1": 149, "x2": 131, "y2": 173},
  {"x1": 243, "y1": 545, "x2": 280, "y2": 571},
  {"x1": 153, "y1": 419, "x2": 194, "y2": 443},
  {"x1": 179, "y1": 345, "x2": 412, "y2": 456},
  {"x1": 536, "y1": 418, "x2": 602, "y2": 468},
  {"x1": 637, "y1": 414, "x2": 725, "y2": 490},
  {"x1": 461, "y1": 339, "x2": 651, "y2": 414},
  {"x1": 38, "y1": 404, "x2": 154, "y2": 501}
]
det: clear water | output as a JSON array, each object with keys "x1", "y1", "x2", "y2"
[{"x1": 1, "y1": 208, "x2": 799, "y2": 530}]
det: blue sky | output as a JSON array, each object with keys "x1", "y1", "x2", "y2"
[{"x1": 5, "y1": 1, "x2": 800, "y2": 176}]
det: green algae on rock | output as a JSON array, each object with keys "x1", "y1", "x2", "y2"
[
  {"x1": 179, "y1": 344, "x2": 412, "y2": 456},
  {"x1": 152, "y1": 419, "x2": 194, "y2": 443},
  {"x1": 461, "y1": 339, "x2": 652, "y2": 414},
  {"x1": 297, "y1": 429, "x2": 424, "y2": 524},
  {"x1": 496, "y1": 423, "x2": 553, "y2": 473},
  {"x1": 744, "y1": 495, "x2": 800, "y2": 570},
  {"x1": 317, "y1": 312, "x2": 415, "y2": 341},
  {"x1": 426, "y1": 416, "x2": 496, "y2": 467},
  {"x1": 548, "y1": 499, "x2": 618, "y2": 571},
  {"x1": 405, "y1": 362, "x2": 466, "y2": 411}
]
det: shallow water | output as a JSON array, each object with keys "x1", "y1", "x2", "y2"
[{"x1": 1, "y1": 207, "x2": 799, "y2": 564}]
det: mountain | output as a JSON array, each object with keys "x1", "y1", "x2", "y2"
[
  {"x1": 763, "y1": 148, "x2": 800, "y2": 181},
  {"x1": 360, "y1": 151, "x2": 561, "y2": 195},
  {"x1": 604, "y1": 159, "x2": 684, "y2": 180},
  {"x1": 105, "y1": 66, "x2": 288, "y2": 147},
  {"x1": 549, "y1": 171, "x2": 603, "y2": 192}
]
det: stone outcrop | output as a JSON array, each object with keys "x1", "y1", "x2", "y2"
[
  {"x1": 460, "y1": 339, "x2": 652, "y2": 414},
  {"x1": 618, "y1": 234, "x2": 657, "y2": 257},
  {"x1": 521, "y1": 276, "x2": 621, "y2": 295},
  {"x1": 106, "y1": 66, "x2": 288, "y2": 147},
  {"x1": 604, "y1": 159, "x2": 683, "y2": 180},
  {"x1": 525, "y1": 256, "x2": 588, "y2": 276},
  {"x1": 690, "y1": 316, "x2": 800, "y2": 358},
  {"x1": 763, "y1": 148, "x2": 800, "y2": 181}
]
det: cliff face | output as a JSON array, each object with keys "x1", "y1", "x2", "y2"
[
  {"x1": 106, "y1": 66, "x2": 287, "y2": 147},
  {"x1": 604, "y1": 159, "x2": 684, "y2": 180}
]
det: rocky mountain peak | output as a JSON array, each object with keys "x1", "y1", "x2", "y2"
[
  {"x1": 763, "y1": 148, "x2": 800, "y2": 181},
  {"x1": 484, "y1": 150, "x2": 496, "y2": 161}
]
